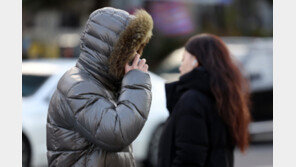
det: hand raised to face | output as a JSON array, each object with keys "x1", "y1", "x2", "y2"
[{"x1": 125, "y1": 53, "x2": 149, "y2": 74}]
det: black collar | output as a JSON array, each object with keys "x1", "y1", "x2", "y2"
[
  {"x1": 165, "y1": 66, "x2": 212, "y2": 113},
  {"x1": 178, "y1": 66, "x2": 211, "y2": 94}
]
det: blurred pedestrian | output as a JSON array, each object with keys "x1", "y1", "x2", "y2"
[
  {"x1": 46, "y1": 7, "x2": 153, "y2": 167},
  {"x1": 157, "y1": 34, "x2": 251, "y2": 167}
]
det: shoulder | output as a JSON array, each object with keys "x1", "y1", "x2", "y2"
[
  {"x1": 57, "y1": 67, "x2": 102, "y2": 97},
  {"x1": 175, "y1": 89, "x2": 213, "y2": 117}
]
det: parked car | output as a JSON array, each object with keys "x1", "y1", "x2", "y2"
[
  {"x1": 155, "y1": 37, "x2": 273, "y2": 143},
  {"x1": 22, "y1": 58, "x2": 169, "y2": 167}
]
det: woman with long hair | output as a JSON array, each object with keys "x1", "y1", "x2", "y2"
[{"x1": 157, "y1": 34, "x2": 251, "y2": 167}]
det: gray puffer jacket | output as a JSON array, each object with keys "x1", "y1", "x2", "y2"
[{"x1": 46, "y1": 7, "x2": 153, "y2": 167}]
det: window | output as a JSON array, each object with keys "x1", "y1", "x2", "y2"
[{"x1": 22, "y1": 75, "x2": 49, "y2": 97}]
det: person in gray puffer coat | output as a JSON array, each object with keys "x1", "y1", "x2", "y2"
[{"x1": 46, "y1": 7, "x2": 153, "y2": 167}]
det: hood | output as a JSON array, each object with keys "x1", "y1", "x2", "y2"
[{"x1": 76, "y1": 7, "x2": 153, "y2": 91}]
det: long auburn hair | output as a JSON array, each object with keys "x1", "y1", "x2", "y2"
[{"x1": 185, "y1": 34, "x2": 251, "y2": 152}]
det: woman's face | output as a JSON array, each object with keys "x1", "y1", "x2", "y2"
[{"x1": 179, "y1": 50, "x2": 199, "y2": 76}]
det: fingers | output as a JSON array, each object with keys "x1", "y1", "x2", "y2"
[
  {"x1": 143, "y1": 64, "x2": 149, "y2": 72},
  {"x1": 138, "y1": 58, "x2": 146, "y2": 68},
  {"x1": 132, "y1": 54, "x2": 140, "y2": 67},
  {"x1": 125, "y1": 63, "x2": 130, "y2": 74},
  {"x1": 125, "y1": 53, "x2": 149, "y2": 74},
  {"x1": 138, "y1": 58, "x2": 148, "y2": 72}
]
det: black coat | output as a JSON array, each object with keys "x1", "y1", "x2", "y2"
[{"x1": 157, "y1": 67, "x2": 235, "y2": 167}]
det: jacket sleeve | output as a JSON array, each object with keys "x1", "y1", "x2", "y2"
[
  {"x1": 172, "y1": 105, "x2": 209, "y2": 167},
  {"x1": 66, "y1": 69, "x2": 152, "y2": 152}
]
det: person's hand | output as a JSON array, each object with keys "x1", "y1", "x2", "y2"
[{"x1": 125, "y1": 54, "x2": 149, "y2": 74}]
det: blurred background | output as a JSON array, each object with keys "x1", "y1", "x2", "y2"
[{"x1": 22, "y1": 0, "x2": 273, "y2": 167}]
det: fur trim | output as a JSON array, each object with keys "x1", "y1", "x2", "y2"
[{"x1": 108, "y1": 9, "x2": 153, "y2": 80}]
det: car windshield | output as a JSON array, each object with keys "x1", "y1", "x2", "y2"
[{"x1": 22, "y1": 75, "x2": 49, "y2": 97}]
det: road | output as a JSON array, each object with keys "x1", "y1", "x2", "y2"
[
  {"x1": 136, "y1": 142, "x2": 273, "y2": 167},
  {"x1": 234, "y1": 142, "x2": 273, "y2": 167}
]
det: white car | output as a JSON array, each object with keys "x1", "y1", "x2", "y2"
[{"x1": 22, "y1": 58, "x2": 169, "y2": 167}]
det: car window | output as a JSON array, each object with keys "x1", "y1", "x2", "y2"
[
  {"x1": 167, "y1": 66, "x2": 180, "y2": 73},
  {"x1": 158, "y1": 66, "x2": 180, "y2": 74},
  {"x1": 22, "y1": 75, "x2": 49, "y2": 97}
]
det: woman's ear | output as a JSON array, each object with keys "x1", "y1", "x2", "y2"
[{"x1": 192, "y1": 59, "x2": 199, "y2": 67}]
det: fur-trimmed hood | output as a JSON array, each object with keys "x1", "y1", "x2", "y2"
[{"x1": 76, "y1": 7, "x2": 153, "y2": 90}]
